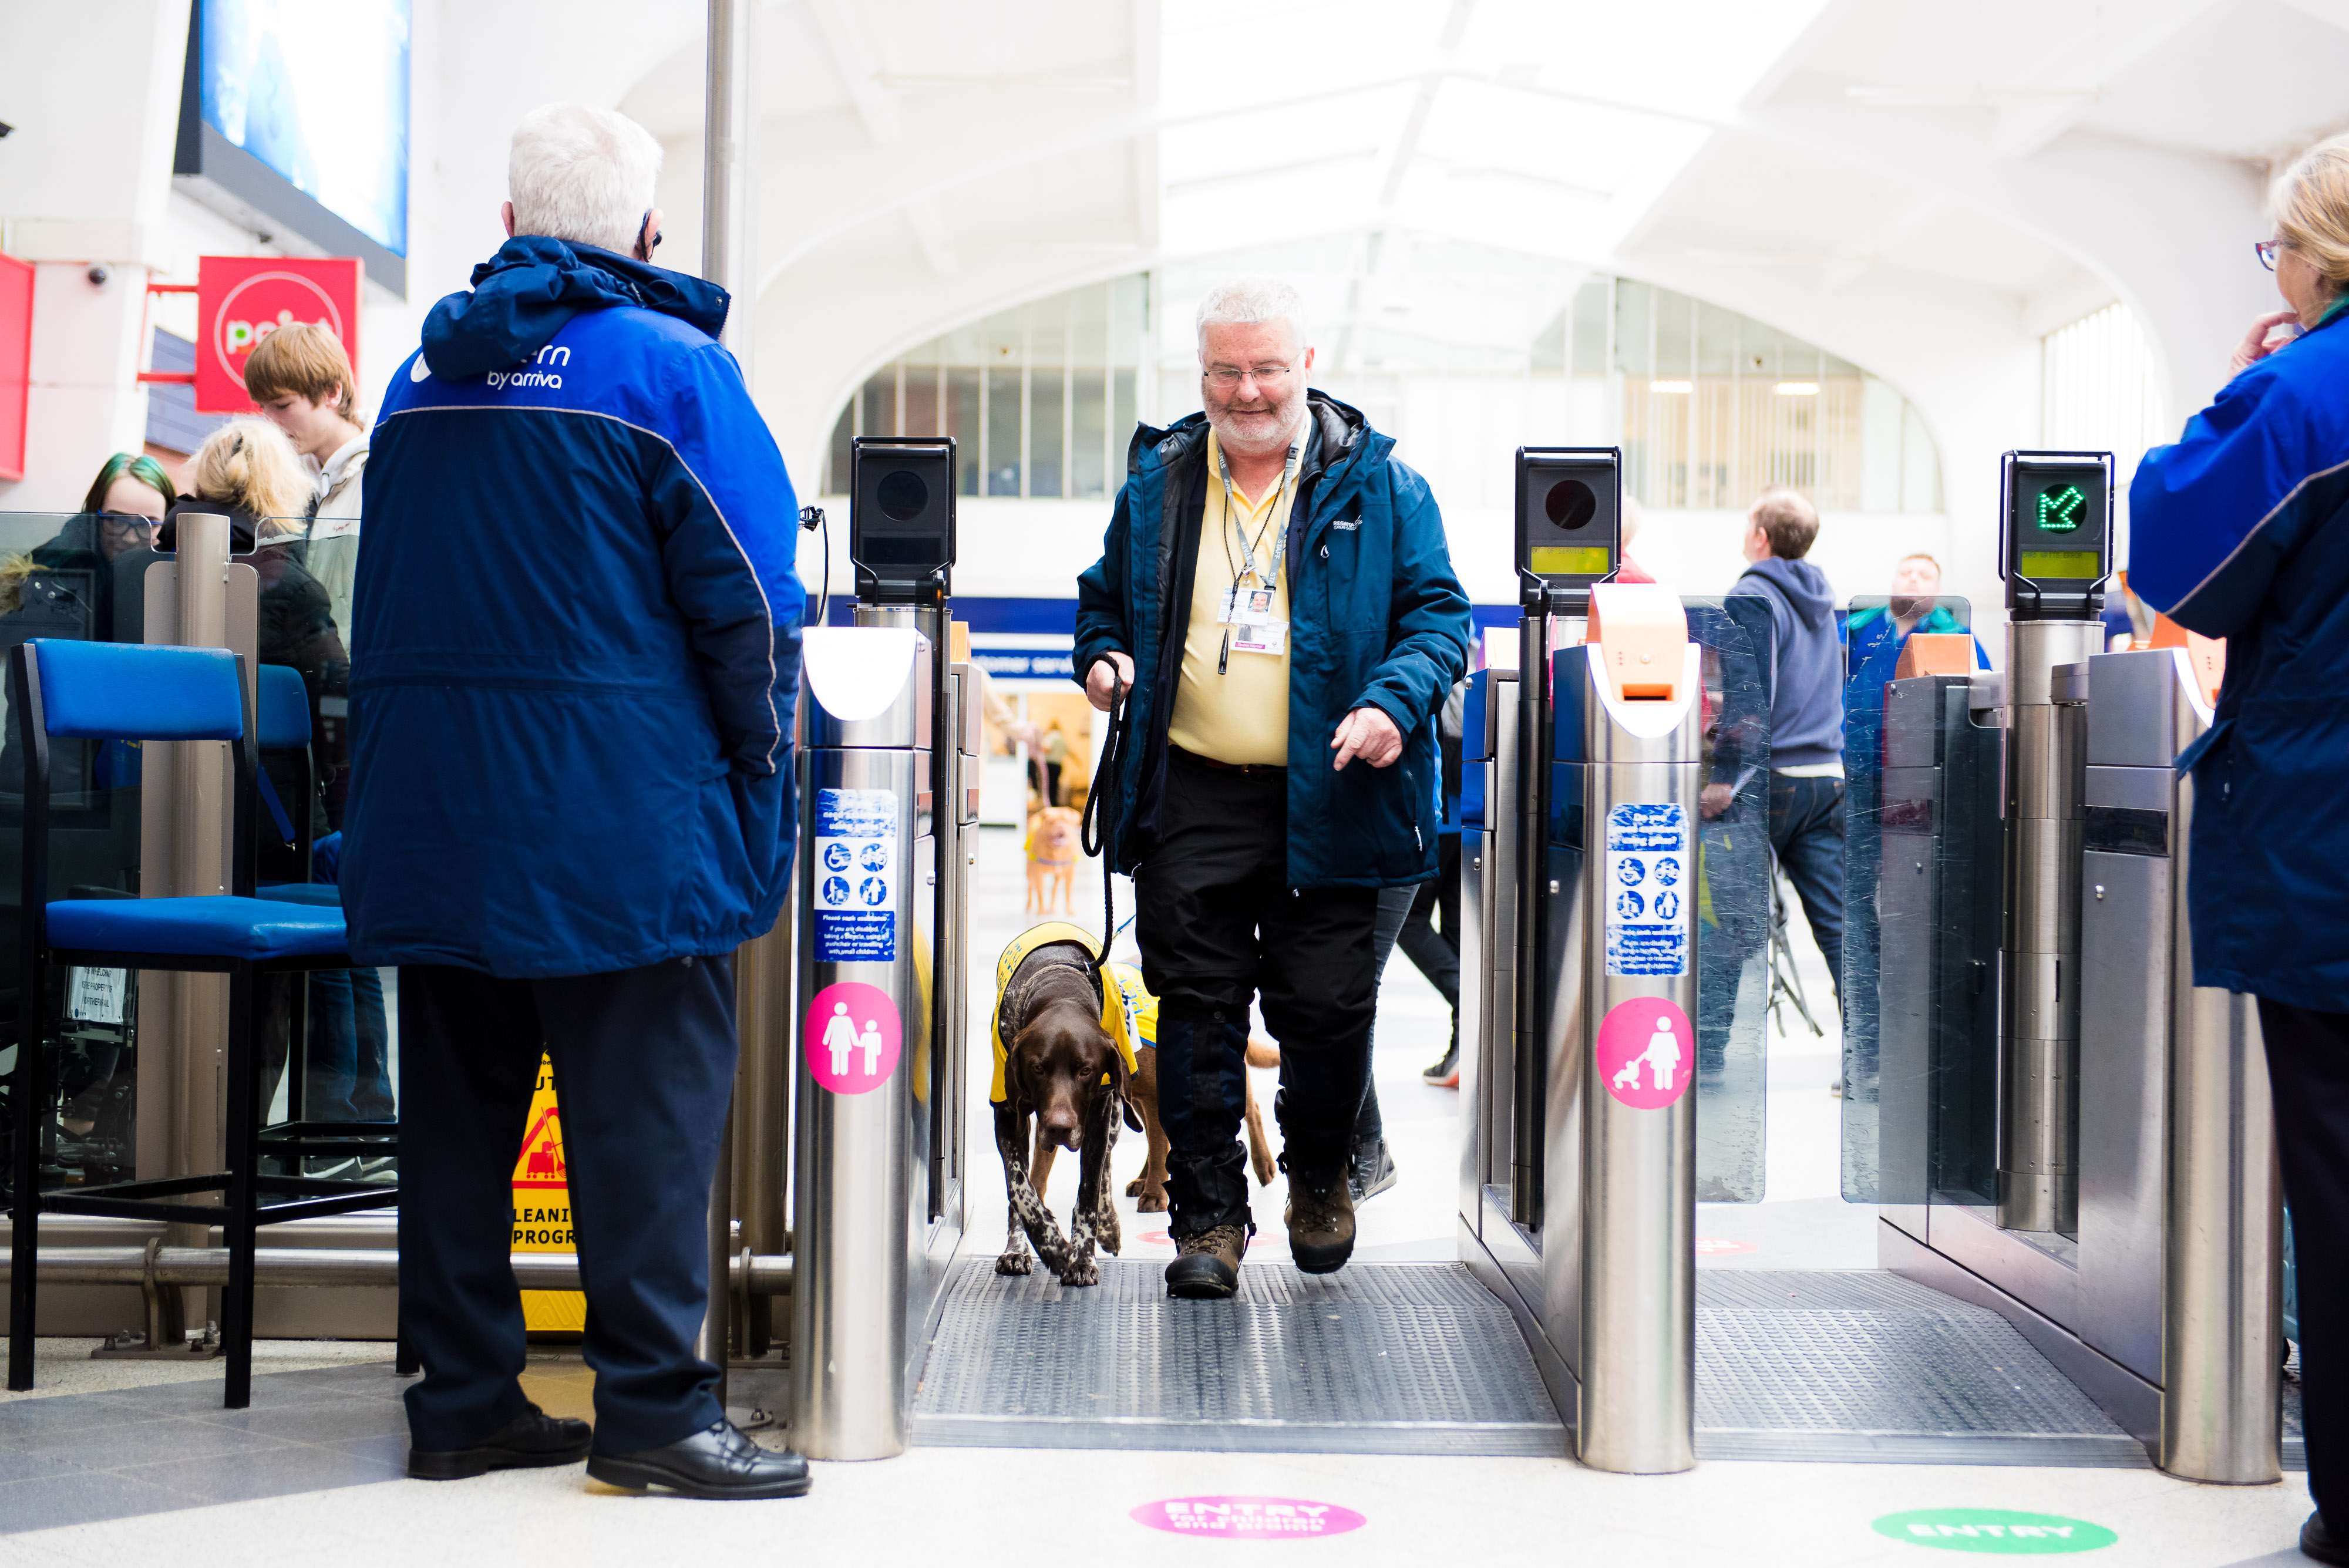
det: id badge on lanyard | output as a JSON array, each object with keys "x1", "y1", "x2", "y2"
[{"x1": 1216, "y1": 438, "x2": 1301, "y2": 664}]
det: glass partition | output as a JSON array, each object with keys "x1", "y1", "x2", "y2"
[
  {"x1": 0, "y1": 513, "x2": 164, "y2": 1202},
  {"x1": 1838, "y1": 594, "x2": 1991, "y2": 1206},
  {"x1": 254, "y1": 516, "x2": 391, "y2": 1162},
  {"x1": 1689, "y1": 596, "x2": 1774, "y2": 1202}
]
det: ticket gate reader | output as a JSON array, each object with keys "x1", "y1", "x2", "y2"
[
  {"x1": 792, "y1": 439, "x2": 972, "y2": 1459},
  {"x1": 1997, "y1": 452, "x2": 2114, "y2": 1235}
]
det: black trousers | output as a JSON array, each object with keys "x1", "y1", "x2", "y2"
[
  {"x1": 398, "y1": 957, "x2": 737, "y2": 1455},
  {"x1": 2262, "y1": 997, "x2": 2349, "y2": 1525},
  {"x1": 1135, "y1": 752, "x2": 1377, "y2": 1237}
]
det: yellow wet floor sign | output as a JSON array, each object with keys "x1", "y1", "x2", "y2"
[{"x1": 511, "y1": 1054, "x2": 584, "y2": 1333}]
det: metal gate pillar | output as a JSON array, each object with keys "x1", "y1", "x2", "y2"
[{"x1": 789, "y1": 625, "x2": 931, "y2": 1459}]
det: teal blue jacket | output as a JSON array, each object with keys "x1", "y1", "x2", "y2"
[{"x1": 1073, "y1": 393, "x2": 1470, "y2": 887}]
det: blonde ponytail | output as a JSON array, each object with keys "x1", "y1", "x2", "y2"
[{"x1": 189, "y1": 419, "x2": 311, "y2": 530}]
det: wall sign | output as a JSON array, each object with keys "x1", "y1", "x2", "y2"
[{"x1": 194, "y1": 254, "x2": 361, "y2": 413}]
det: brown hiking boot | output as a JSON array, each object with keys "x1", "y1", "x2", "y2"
[
  {"x1": 1166, "y1": 1224, "x2": 1248, "y2": 1298},
  {"x1": 1285, "y1": 1166, "x2": 1356, "y2": 1274}
]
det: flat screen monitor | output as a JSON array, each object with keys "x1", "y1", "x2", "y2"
[{"x1": 174, "y1": 0, "x2": 412, "y2": 295}]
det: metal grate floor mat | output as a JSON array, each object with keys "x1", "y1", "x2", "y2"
[
  {"x1": 1693, "y1": 1272, "x2": 2149, "y2": 1466},
  {"x1": 912, "y1": 1261, "x2": 2153, "y2": 1465},
  {"x1": 911, "y1": 1259, "x2": 1569, "y2": 1455}
]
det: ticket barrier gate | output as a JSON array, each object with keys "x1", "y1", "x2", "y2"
[
  {"x1": 1852, "y1": 453, "x2": 2280, "y2": 1483},
  {"x1": 789, "y1": 438, "x2": 972, "y2": 1459}
]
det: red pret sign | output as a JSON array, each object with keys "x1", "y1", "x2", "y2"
[
  {"x1": 194, "y1": 255, "x2": 362, "y2": 413},
  {"x1": 0, "y1": 251, "x2": 32, "y2": 482}
]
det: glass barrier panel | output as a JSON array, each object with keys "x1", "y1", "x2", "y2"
[
  {"x1": 0, "y1": 513, "x2": 166, "y2": 1202},
  {"x1": 1688, "y1": 596, "x2": 1773, "y2": 1202},
  {"x1": 1839, "y1": 594, "x2": 1988, "y2": 1205},
  {"x1": 253, "y1": 519, "x2": 390, "y2": 1171}
]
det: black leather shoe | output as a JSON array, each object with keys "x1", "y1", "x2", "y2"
[
  {"x1": 408, "y1": 1402, "x2": 591, "y2": 1480},
  {"x1": 587, "y1": 1420, "x2": 811, "y2": 1499},
  {"x1": 2305, "y1": 1512, "x2": 2349, "y2": 1566},
  {"x1": 1166, "y1": 1224, "x2": 1247, "y2": 1299}
]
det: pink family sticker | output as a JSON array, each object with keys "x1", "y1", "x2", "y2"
[
  {"x1": 1596, "y1": 997, "x2": 1694, "y2": 1109},
  {"x1": 806, "y1": 982, "x2": 901, "y2": 1095},
  {"x1": 1131, "y1": 1498, "x2": 1366, "y2": 1539}
]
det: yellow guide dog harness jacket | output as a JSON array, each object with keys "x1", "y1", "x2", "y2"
[{"x1": 991, "y1": 921, "x2": 1147, "y2": 1105}]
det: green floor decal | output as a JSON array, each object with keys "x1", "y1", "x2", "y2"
[{"x1": 1875, "y1": 1510, "x2": 2118, "y2": 1553}]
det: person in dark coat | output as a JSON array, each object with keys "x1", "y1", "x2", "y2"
[
  {"x1": 2130, "y1": 132, "x2": 2349, "y2": 1568},
  {"x1": 350, "y1": 103, "x2": 806, "y2": 1499},
  {"x1": 1073, "y1": 275, "x2": 1470, "y2": 1298}
]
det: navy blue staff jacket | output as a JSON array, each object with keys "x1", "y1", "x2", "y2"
[
  {"x1": 345, "y1": 236, "x2": 804, "y2": 978},
  {"x1": 2131, "y1": 307, "x2": 2349, "y2": 1013}
]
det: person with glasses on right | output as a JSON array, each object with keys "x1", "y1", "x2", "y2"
[{"x1": 2131, "y1": 131, "x2": 2349, "y2": 1567}]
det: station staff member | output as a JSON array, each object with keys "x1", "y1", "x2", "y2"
[
  {"x1": 2130, "y1": 132, "x2": 2349, "y2": 1566},
  {"x1": 346, "y1": 103, "x2": 808, "y2": 1499},
  {"x1": 1075, "y1": 275, "x2": 1470, "y2": 1300}
]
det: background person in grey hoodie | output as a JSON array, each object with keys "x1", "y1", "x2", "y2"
[{"x1": 1706, "y1": 487, "x2": 1847, "y2": 1004}]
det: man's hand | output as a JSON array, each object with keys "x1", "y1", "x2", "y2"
[
  {"x1": 1085, "y1": 651, "x2": 1135, "y2": 712},
  {"x1": 1331, "y1": 706, "x2": 1404, "y2": 770},
  {"x1": 2233, "y1": 308, "x2": 2303, "y2": 374},
  {"x1": 1700, "y1": 782, "x2": 1735, "y2": 819}
]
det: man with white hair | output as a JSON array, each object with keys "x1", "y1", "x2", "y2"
[
  {"x1": 348, "y1": 103, "x2": 809, "y2": 1498},
  {"x1": 1075, "y1": 277, "x2": 1470, "y2": 1298}
]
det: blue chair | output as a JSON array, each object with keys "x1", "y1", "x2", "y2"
[
  {"x1": 5, "y1": 641, "x2": 396, "y2": 1407},
  {"x1": 250, "y1": 664, "x2": 395, "y2": 1170}
]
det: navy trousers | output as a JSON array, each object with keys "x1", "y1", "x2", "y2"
[
  {"x1": 1767, "y1": 771, "x2": 1847, "y2": 998},
  {"x1": 398, "y1": 956, "x2": 736, "y2": 1455},
  {"x1": 2262, "y1": 998, "x2": 2349, "y2": 1527}
]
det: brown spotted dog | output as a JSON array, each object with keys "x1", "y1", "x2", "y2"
[{"x1": 994, "y1": 937, "x2": 1138, "y2": 1287}]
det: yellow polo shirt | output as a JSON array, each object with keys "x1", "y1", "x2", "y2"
[{"x1": 1166, "y1": 428, "x2": 1297, "y2": 766}]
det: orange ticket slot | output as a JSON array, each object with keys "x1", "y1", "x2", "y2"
[
  {"x1": 1587, "y1": 582, "x2": 1688, "y2": 703},
  {"x1": 1894, "y1": 633, "x2": 1976, "y2": 681},
  {"x1": 2149, "y1": 611, "x2": 2226, "y2": 708}
]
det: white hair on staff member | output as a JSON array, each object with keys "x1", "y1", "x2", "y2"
[{"x1": 504, "y1": 103, "x2": 664, "y2": 256}]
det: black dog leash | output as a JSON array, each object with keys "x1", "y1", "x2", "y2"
[{"x1": 1079, "y1": 658, "x2": 1132, "y2": 984}]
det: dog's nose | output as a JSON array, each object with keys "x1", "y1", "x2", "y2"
[{"x1": 1044, "y1": 1116, "x2": 1082, "y2": 1149}]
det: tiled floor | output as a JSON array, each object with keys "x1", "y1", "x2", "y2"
[{"x1": 0, "y1": 830, "x2": 2319, "y2": 1563}]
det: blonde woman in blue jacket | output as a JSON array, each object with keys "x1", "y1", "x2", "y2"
[{"x1": 2132, "y1": 133, "x2": 2349, "y2": 1566}]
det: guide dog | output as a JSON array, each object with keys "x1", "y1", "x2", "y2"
[{"x1": 992, "y1": 924, "x2": 1139, "y2": 1287}]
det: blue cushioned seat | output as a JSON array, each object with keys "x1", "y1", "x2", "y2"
[
  {"x1": 256, "y1": 664, "x2": 312, "y2": 750},
  {"x1": 255, "y1": 883, "x2": 342, "y2": 907},
  {"x1": 46, "y1": 896, "x2": 348, "y2": 960}
]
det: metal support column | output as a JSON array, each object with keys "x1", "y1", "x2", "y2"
[
  {"x1": 789, "y1": 626, "x2": 930, "y2": 1459},
  {"x1": 1574, "y1": 584, "x2": 1701, "y2": 1475},
  {"x1": 697, "y1": 0, "x2": 757, "y2": 1395}
]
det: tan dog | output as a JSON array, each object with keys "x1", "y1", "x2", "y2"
[
  {"x1": 1044, "y1": 963, "x2": 1283, "y2": 1214},
  {"x1": 1024, "y1": 806, "x2": 1081, "y2": 914}
]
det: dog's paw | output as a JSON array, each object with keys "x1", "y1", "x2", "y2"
[
  {"x1": 1136, "y1": 1189, "x2": 1168, "y2": 1213},
  {"x1": 1125, "y1": 1177, "x2": 1145, "y2": 1197},
  {"x1": 1058, "y1": 1258, "x2": 1101, "y2": 1287},
  {"x1": 994, "y1": 1250, "x2": 1032, "y2": 1276}
]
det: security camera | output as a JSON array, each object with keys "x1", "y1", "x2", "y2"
[{"x1": 86, "y1": 264, "x2": 109, "y2": 287}]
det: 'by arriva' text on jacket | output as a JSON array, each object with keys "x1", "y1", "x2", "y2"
[{"x1": 344, "y1": 235, "x2": 805, "y2": 977}]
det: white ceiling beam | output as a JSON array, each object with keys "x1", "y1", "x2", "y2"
[
  {"x1": 2277, "y1": 0, "x2": 2349, "y2": 31},
  {"x1": 1990, "y1": 0, "x2": 2227, "y2": 160},
  {"x1": 903, "y1": 196, "x2": 957, "y2": 277},
  {"x1": 805, "y1": 0, "x2": 903, "y2": 146},
  {"x1": 1132, "y1": 0, "x2": 1162, "y2": 249},
  {"x1": 1373, "y1": 0, "x2": 1474, "y2": 208}
]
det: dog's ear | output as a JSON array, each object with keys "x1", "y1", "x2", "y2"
[{"x1": 1103, "y1": 1035, "x2": 1143, "y2": 1131}]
